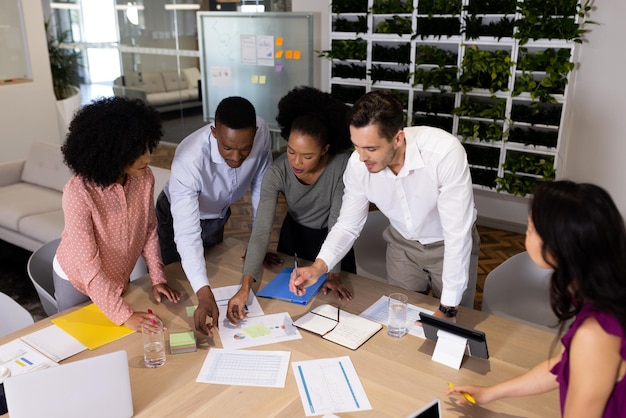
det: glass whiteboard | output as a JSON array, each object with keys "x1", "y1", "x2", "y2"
[
  {"x1": 197, "y1": 12, "x2": 314, "y2": 130},
  {"x1": 0, "y1": 0, "x2": 31, "y2": 81}
]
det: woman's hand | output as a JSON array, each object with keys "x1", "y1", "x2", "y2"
[
  {"x1": 263, "y1": 252, "x2": 283, "y2": 268},
  {"x1": 322, "y1": 273, "x2": 352, "y2": 300},
  {"x1": 124, "y1": 311, "x2": 159, "y2": 332},
  {"x1": 152, "y1": 283, "x2": 181, "y2": 303}
]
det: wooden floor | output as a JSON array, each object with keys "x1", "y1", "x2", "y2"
[{"x1": 152, "y1": 143, "x2": 527, "y2": 310}]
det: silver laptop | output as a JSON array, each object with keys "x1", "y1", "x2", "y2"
[
  {"x1": 406, "y1": 398, "x2": 441, "y2": 418},
  {"x1": 5, "y1": 350, "x2": 133, "y2": 418}
]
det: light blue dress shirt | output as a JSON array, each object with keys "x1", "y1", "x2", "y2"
[{"x1": 164, "y1": 116, "x2": 272, "y2": 292}]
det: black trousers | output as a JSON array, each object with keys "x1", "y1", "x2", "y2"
[
  {"x1": 156, "y1": 191, "x2": 231, "y2": 265},
  {"x1": 277, "y1": 212, "x2": 356, "y2": 274}
]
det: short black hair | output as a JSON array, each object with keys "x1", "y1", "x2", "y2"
[
  {"x1": 276, "y1": 86, "x2": 352, "y2": 155},
  {"x1": 61, "y1": 96, "x2": 162, "y2": 187},
  {"x1": 215, "y1": 96, "x2": 256, "y2": 130},
  {"x1": 347, "y1": 90, "x2": 404, "y2": 141}
]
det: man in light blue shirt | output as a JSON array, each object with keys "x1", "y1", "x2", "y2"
[{"x1": 156, "y1": 97, "x2": 272, "y2": 336}]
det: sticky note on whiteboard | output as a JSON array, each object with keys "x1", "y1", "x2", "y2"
[
  {"x1": 285, "y1": 50, "x2": 293, "y2": 59},
  {"x1": 294, "y1": 50, "x2": 301, "y2": 60},
  {"x1": 259, "y1": 75, "x2": 267, "y2": 84},
  {"x1": 252, "y1": 75, "x2": 259, "y2": 84},
  {"x1": 276, "y1": 50, "x2": 283, "y2": 59},
  {"x1": 276, "y1": 37, "x2": 284, "y2": 46},
  {"x1": 275, "y1": 64, "x2": 283, "y2": 72}
]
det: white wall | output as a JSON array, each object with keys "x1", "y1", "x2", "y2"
[
  {"x1": 561, "y1": 1, "x2": 626, "y2": 218},
  {"x1": 0, "y1": 0, "x2": 61, "y2": 162},
  {"x1": 292, "y1": 0, "x2": 330, "y2": 90}
]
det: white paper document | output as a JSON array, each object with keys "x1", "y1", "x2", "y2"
[
  {"x1": 213, "y1": 284, "x2": 265, "y2": 327},
  {"x1": 20, "y1": 325, "x2": 87, "y2": 362},
  {"x1": 292, "y1": 356, "x2": 372, "y2": 416},
  {"x1": 218, "y1": 312, "x2": 302, "y2": 350},
  {"x1": 359, "y1": 295, "x2": 434, "y2": 339},
  {"x1": 196, "y1": 348, "x2": 290, "y2": 387},
  {"x1": 0, "y1": 339, "x2": 58, "y2": 376}
]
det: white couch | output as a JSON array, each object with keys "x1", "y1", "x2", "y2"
[
  {"x1": 0, "y1": 142, "x2": 171, "y2": 252},
  {"x1": 113, "y1": 67, "x2": 201, "y2": 111}
]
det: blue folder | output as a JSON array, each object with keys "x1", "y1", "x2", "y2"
[{"x1": 257, "y1": 267, "x2": 327, "y2": 305}]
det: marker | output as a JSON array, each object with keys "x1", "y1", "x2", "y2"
[{"x1": 448, "y1": 382, "x2": 476, "y2": 404}]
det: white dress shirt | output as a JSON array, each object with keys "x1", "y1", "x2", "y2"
[
  {"x1": 164, "y1": 116, "x2": 272, "y2": 293},
  {"x1": 318, "y1": 126, "x2": 476, "y2": 306}
]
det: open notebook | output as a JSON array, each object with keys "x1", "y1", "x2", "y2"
[{"x1": 293, "y1": 304, "x2": 382, "y2": 350}]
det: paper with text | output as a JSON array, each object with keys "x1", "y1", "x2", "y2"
[
  {"x1": 292, "y1": 356, "x2": 372, "y2": 416},
  {"x1": 218, "y1": 312, "x2": 301, "y2": 350},
  {"x1": 196, "y1": 348, "x2": 290, "y2": 387}
]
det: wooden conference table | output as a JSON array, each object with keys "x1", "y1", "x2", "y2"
[{"x1": 1, "y1": 238, "x2": 559, "y2": 417}]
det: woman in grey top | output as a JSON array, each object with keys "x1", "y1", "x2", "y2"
[{"x1": 227, "y1": 86, "x2": 355, "y2": 324}]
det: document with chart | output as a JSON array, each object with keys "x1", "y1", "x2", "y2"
[
  {"x1": 292, "y1": 356, "x2": 372, "y2": 416},
  {"x1": 218, "y1": 312, "x2": 302, "y2": 350},
  {"x1": 196, "y1": 348, "x2": 290, "y2": 388}
]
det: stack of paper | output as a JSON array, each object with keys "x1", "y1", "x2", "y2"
[{"x1": 169, "y1": 331, "x2": 197, "y2": 354}]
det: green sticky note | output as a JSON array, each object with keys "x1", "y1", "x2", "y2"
[
  {"x1": 243, "y1": 323, "x2": 271, "y2": 338},
  {"x1": 186, "y1": 305, "x2": 197, "y2": 317},
  {"x1": 170, "y1": 331, "x2": 196, "y2": 348}
]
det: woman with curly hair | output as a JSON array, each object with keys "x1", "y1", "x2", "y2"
[
  {"x1": 226, "y1": 86, "x2": 356, "y2": 324},
  {"x1": 447, "y1": 180, "x2": 626, "y2": 417},
  {"x1": 54, "y1": 96, "x2": 180, "y2": 331}
]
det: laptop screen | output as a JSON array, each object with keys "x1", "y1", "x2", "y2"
[{"x1": 406, "y1": 398, "x2": 441, "y2": 418}]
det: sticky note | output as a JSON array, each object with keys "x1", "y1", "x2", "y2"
[
  {"x1": 252, "y1": 75, "x2": 259, "y2": 84},
  {"x1": 285, "y1": 50, "x2": 293, "y2": 59},
  {"x1": 276, "y1": 37, "x2": 283, "y2": 46},
  {"x1": 275, "y1": 64, "x2": 283, "y2": 72},
  {"x1": 186, "y1": 305, "x2": 197, "y2": 317},
  {"x1": 294, "y1": 50, "x2": 301, "y2": 60},
  {"x1": 276, "y1": 50, "x2": 283, "y2": 59},
  {"x1": 259, "y1": 75, "x2": 266, "y2": 84}
]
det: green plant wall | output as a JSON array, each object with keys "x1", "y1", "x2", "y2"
[{"x1": 325, "y1": 0, "x2": 595, "y2": 196}]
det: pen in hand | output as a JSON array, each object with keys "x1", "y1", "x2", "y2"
[
  {"x1": 447, "y1": 382, "x2": 476, "y2": 404},
  {"x1": 293, "y1": 253, "x2": 304, "y2": 296}
]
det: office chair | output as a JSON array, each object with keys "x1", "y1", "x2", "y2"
[
  {"x1": 482, "y1": 251, "x2": 559, "y2": 331},
  {"x1": 353, "y1": 210, "x2": 389, "y2": 283},
  {"x1": 0, "y1": 292, "x2": 34, "y2": 338},
  {"x1": 27, "y1": 238, "x2": 60, "y2": 317}
]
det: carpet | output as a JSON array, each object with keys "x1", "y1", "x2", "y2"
[{"x1": 0, "y1": 239, "x2": 47, "y2": 321}]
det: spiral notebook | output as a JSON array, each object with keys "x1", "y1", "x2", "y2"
[{"x1": 257, "y1": 267, "x2": 326, "y2": 305}]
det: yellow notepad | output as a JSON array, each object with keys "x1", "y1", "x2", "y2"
[{"x1": 51, "y1": 303, "x2": 134, "y2": 350}]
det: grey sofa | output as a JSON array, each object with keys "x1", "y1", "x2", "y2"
[
  {"x1": 112, "y1": 67, "x2": 201, "y2": 112},
  {"x1": 0, "y1": 142, "x2": 171, "y2": 252}
]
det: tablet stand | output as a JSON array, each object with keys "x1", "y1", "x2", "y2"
[{"x1": 431, "y1": 329, "x2": 468, "y2": 369}]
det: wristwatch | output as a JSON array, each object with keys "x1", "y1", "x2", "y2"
[{"x1": 438, "y1": 304, "x2": 458, "y2": 318}]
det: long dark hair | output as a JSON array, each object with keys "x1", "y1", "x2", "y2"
[{"x1": 531, "y1": 180, "x2": 626, "y2": 334}]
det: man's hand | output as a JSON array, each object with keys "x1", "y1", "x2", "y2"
[
  {"x1": 226, "y1": 276, "x2": 254, "y2": 325},
  {"x1": 432, "y1": 305, "x2": 457, "y2": 323},
  {"x1": 322, "y1": 272, "x2": 352, "y2": 300},
  {"x1": 152, "y1": 283, "x2": 181, "y2": 303},
  {"x1": 289, "y1": 259, "x2": 328, "y2": 296},
  {"x1": 262, "y1": 252, "x2": 283, "y2": 268},
  {"x1": 194, "y1": 286, "x2": 220, "y2": 336}
]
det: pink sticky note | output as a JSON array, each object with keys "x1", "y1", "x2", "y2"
[{"x1": 275, "y1": 64, "x2": 283, "y2": 72}]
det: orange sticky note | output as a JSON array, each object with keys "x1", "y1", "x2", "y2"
[
  {"x1": 276, "y1": 50, "x2": 283, "y2": 59},
  {"x1": 276, "y1": 37, "x2": 284, "y2": 46},
  {"x1": 285, "y1": 50, "x2": 293, "y2": 59},
  {"x1": 252, "y1": 75, "x2": 259, "y2": 84},
  {"x1": 294, "y1": 50, "x2": 301, "y2": 60}
]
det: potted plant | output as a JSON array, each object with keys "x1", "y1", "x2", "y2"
[{"x1": 46, "y1": 21, "x2": 82, "y2": 135}]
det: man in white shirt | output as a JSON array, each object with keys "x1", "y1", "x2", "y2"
[
  {"x1": 156, "y1": 97, "x2": 272, "y2": 335},
  {"x1": 290, "y1": 90, "x2": 479, "y2": 320}
]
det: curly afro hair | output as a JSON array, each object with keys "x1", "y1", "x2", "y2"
[
  {"x1": 62, "y1": 96, "x2": 162, "y2": 187},
  {"x1": 275, "y1": 86, "x2": 352, "y2": 155}
]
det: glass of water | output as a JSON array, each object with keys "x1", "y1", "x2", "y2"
[
  {"x1": 142, "y1": 317, "x2": 166, "y2": 368},
  {"x1": 387, "y1": 293, "x2": 408, "y2": 338}
]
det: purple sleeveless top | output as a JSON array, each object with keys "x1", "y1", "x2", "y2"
[{"x1": 550, "y1": 303, "x2": 626, "y2": 417}]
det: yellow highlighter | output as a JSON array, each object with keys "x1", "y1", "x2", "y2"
[{"x1": 447, "y1": 382, "x2": 476, "y2": 404}]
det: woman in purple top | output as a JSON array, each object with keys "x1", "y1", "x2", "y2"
[{"x1": 447, "y1": 180, "x2": 626, "y2": 417}]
